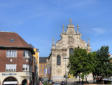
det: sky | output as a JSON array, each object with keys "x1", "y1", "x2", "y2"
[{"x1": 0, "y1": 0, "x2": 112, "y2": 56}]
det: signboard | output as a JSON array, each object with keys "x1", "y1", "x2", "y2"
[{"x1": 2, "y1": 73, "x2": 16, "y2": 76}]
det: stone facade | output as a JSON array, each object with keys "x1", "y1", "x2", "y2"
[{"x1": 49, "y1": 21, "x2": 91, "y2": 82}]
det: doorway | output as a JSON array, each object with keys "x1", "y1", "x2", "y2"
[
  {"x1": 22, "y1": 79, "x2": 27, "y2": 85},
  {"x1": 3, "y1": 77, "x2": 18, "y2": 85}
]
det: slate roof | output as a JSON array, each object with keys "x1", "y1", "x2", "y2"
[{"x1": 39, "y1": 57, "x2": 48, "y2": 63}]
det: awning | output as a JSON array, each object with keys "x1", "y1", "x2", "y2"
[{"x1": 3, "y1": 81, "x2": 17, "y2": 84}]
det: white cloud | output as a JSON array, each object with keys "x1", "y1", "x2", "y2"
[
  {"x1": 92, "y1": 27, "x2": 105, "y2": 34},
  {"x1": 74, "y1": 0, "x2": 96, "y2": 7},
  {"x1": 64, "y1": 0, "x2": 96, "y2": 9},
  {"x1": 91, "y1": 39, "x2": 112, "y2": 52}
]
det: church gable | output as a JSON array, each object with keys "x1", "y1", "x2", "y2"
[
  {"x1": 50, "y1": 20, "x2": 91, "y2": 81},
  {"x1": 55, "y1": 27, "x2": 88, "y2": 50},
  {"x1": 66, "y1": 24, "x2": 76, "y2": 34},
  {"x1": 51, "y1": 19, "x2": 91, "y2": 52}
]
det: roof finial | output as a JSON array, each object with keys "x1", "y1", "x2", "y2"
[
  {"x1": 87, "y1": 38, "x2": 90, "y2": 46},
  {"x1": 52, "y1": 38, "x2": 55, "y2": 49},
  {"x1": 69, "y1": 19, "x2": 72, "y2": 24},
  {"x1": 77, "y1": 24, "x2": 80, "y2": 33},
  {"x1": 87, "y1": 38, "x2": 91, "y2": 52},
  {"x1": 52, "y1": 38, "x2": 55, "y2": 45},
  {"x1": 63, "y1": 24, "x2": 65, "y2": 33}
]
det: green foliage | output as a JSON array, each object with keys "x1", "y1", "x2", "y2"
[
  {"x1": 68, "y1": 46, "x2": 112, "y2": 81},
  {"x1": 68, "y1": 48, "x2": 92, "y2": 80},
  {"x1": 43, "y1": 81, "x2": 48, "y2": 85},
  {"x1": 93, "y1": 46, "x2": 112, "y2": 78},
  {"x1": 88, "y1": 52, "x2": 97, "y2": 73}
]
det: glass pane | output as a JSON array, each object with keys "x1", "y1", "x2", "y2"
[
  {"x1": 69, "y1": 48, "x2": 73, "y2": 56},
  {"x1": 57, "y1": 55, "x2": 61, "y2": 65}
]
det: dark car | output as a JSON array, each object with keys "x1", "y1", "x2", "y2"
[
  {"x1": 53, "y1": 82, "x2": 61, "y2": 85},
  {"x1": 48, "y1": 80, "x2": 53, "y2": 84},
  {"x1": 61, "y1": 81, "x2": 65, "y2": 85}
]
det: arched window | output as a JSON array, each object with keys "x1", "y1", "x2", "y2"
[
  {"x1": 69, "y1": 48, "x2": 74, "y2": 56},
  {"x1": 57, "y1": 55, "x2": 61, "y2": 65}
]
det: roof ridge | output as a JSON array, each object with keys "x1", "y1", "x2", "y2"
[{"x1": 0, "y1": 31, "x2": 16, "y2": 33}]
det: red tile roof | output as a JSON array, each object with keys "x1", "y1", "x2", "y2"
[{"x1": 0, "y1": 32, "x2": 31, "y2": 48}]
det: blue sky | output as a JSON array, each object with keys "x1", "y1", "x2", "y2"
[{"x1": 0, "y1": 0, "x2": 112, "y2": 56}]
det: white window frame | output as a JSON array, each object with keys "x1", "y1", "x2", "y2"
[
  {"x1": 24, "y1": 50, "x2": 30, "y2": 58},
  {"x1": 6, "y1": 50, "x2": 17, "y2": 58},
  {"x1": 22, "y1": 64, "x2": 29, "y2": 72},
  {"x1": 6, "y1": 64, "x2": 16, "y2": 72}
]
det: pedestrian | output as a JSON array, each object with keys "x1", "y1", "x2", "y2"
[{"x1": 39, "y1": 80, "x2": 43, "y2": 85}]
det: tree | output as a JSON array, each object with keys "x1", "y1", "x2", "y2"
[
  {"x1": 68, "y1": 46, "x2": 112, "y2": 84},
  {"x1": 93, "y1": 46, "x2": 112, "y2": 81},
  {"x1": 68, "y1": 48, "x2": 92, "y2": 83},
  {"x1": 88, "y1": 52, "x2": 97, "y2": 81}
]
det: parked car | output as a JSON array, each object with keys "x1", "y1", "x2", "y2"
[
  {"x1": 61, "y1": 81, "x2": 65, "y2": 85},
  {"x1": 48, "y1": 80, "x2": 53, "y2": 84},
  {"x1": 53, "y1": 82, "x2": 61, "y2": 85}
]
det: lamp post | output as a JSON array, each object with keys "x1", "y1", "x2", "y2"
[{"x1": 64, "y1": 57, "x2": 69, "y2": 85}]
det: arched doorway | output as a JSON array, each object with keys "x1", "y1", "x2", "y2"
[
  {"x1": 3, "y1": 77, "x2": 18, "y2": 85},
  {"x1": 22, "y1": 79, "x2": 27, "y2": 85}
]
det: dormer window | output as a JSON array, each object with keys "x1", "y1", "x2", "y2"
[{"x1": 10, "y1": 39, "x2": 15, "y2": 42}]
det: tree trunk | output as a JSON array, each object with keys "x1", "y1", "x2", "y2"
[
  {"x1": 82, "y1": 79, "x2": 83, "y2": 85},
  {"x1": 79, "y1": 75, "x2": 80, "y2": 83},
  {"x1": 86, "y1": 76, "x2": 88, "y2": 83}
]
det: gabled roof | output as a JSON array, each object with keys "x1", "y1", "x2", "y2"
[{"x1": 0, "y1": 32, "x2": 31, "y2": 48}]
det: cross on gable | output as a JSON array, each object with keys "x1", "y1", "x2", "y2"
[{"x1": 69, "y1": 19, "x2": 72, "y2": 24}]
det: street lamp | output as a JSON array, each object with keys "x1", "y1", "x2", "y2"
[{"x1": 64, "y1": 56, "x2": 69, "y2": 85}]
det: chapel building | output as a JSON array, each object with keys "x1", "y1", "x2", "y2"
[{"x1": 49, "y1": 20, "x2": 91, "y2": 82}]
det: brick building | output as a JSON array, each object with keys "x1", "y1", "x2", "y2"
[{"x1": 0, "y1": 32, "x2": 34, "y2": 85}]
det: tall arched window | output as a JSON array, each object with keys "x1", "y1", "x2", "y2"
[
  {"x1": 69, "y1": 48, "x2": 74, "y2": 56},
  {"x1": 57, "y1": 55, "x2": 61, "y2": 65}
]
